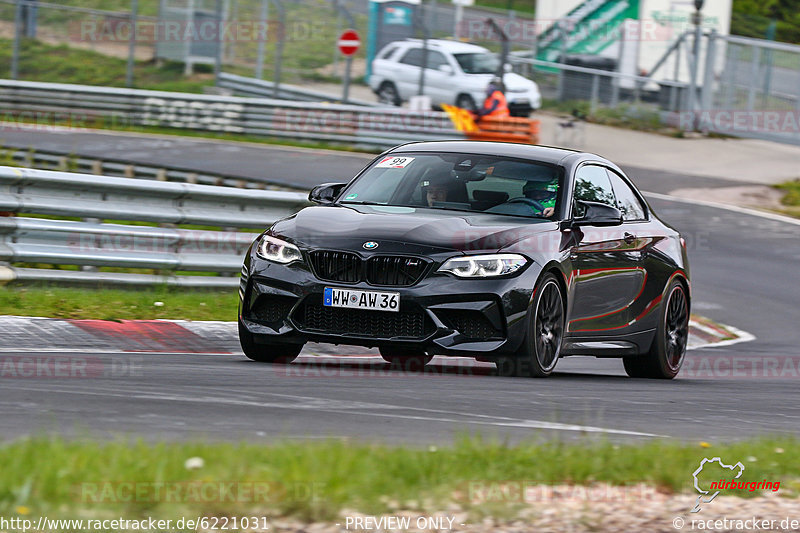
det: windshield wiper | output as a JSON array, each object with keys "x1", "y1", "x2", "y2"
[{"x1": 339, "y1": 201, "x2": 388, "y2": 206}]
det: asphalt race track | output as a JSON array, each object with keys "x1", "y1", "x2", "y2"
[
  {"x1": 0, "y1": 128, "x2": 749, "y2": 192},
  {"x1": 1, "y1": 131, "x2": 799, "y2": 444}
]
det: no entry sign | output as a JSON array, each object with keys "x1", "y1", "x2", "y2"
[{"x1": 338, "y1": 29, "x2": 361, "y2": 56}]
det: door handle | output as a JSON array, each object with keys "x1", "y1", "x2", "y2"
[{"x1": 624, "y1": 232, "x2": 636, "y2": 244}]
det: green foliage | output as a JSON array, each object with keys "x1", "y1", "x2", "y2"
[
  {"x1": 0, "y1": 286, "x2": 238, "y2": 321},
  {"x1": 474, "y1": 0, "x2": 535, "y2": 16},
  {"x1": 0, "y1": 38, "x2": 212, "y2": 92},
  {"x1": 776, "y1": 179, "x2": 800, "y2": 206},
  {"x1": 0, "y1": 437, "x2": 797, "y2": 525},
  {"x1": 774, "y1": 179, "x2": 800, "y2": 217},
  {"x1": 731, "y1": 0, "x2": 800, "y2": 43}
]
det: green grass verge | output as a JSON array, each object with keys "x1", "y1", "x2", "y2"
[
  {"x1": 0, "y1": 0, "x2": 368, "y2": 90},
  {"x1": 543, "y1": 100, "x2": 676, "y2": 135},
  {"x1": 0, "y1": 38, "x2": 215, "y2": 93},
  {"x1": 0, "y1": 286, "x2": 237, "y2": 321},
  {"x1": 774, "y1": 180, "x2": 800, "y2": 219},
  {"x1": 0, "y1": 36, "x2": 380, "y2": 155},
  {"x1": 475, "y1": 0, "x2": 535, "y2": 16},
  {"x1": 0, "y1": 437, "x2": 798, "y2": 525}
]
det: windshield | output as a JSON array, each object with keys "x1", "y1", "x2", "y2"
[
  {"x1": 453, "y1": 52, "x2": 500, "y2": 74},
  {"x1": 339, "y1": 153, "x2": 562, "y2": 220}
]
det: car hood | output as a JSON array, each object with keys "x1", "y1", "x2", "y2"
[{"x1": 271, "y1": 204, "x2": 557, "y2": 255}]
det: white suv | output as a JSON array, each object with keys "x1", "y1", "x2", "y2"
[{"x1": 370, "y1": 39, "x2": 541, "y2": 116}]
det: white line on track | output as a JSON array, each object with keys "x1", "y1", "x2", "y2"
[
  {"x1": 2, "y1": 382, "x2": 662, "y2": 438},
  {"x1": 642, "y1": 190, "x2": 800, "y2": 227}
]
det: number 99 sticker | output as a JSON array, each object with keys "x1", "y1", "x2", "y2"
[{"x1": 376, "y1": 156, "x2": 415, "y2": 169}]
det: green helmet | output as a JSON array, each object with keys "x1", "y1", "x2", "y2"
[{"x1": 523, "y1": 179, "x2": 558, "y2": 207}]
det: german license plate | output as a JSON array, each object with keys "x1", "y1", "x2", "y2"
[{"x1": 323, "y1": 287, "x2": 399, "y2": 312}]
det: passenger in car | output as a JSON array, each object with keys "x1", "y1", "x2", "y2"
[{"x1": 426, "y1": 184, "x2": 448, "y2": 206}]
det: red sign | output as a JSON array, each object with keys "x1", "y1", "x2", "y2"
[{"x1": 337, "y1": 29, "x2": 360, "y2": 56}]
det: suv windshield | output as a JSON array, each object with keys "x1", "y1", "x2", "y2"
[
  {"x1": 453, "y1": 52, "x2": 500, "y2": 74},
  {"x1": 339, "y1": 153, "x2": 562, "y2": 220}
]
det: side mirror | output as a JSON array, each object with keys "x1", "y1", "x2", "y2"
[
  {"x1": 309, "y1": 182, "x2": 347, "y2": 205},
  {"x1": 438, "y1": 64, "x2": 454, "y2": 75},
  {"x1": 573, "y1": 200, "x2": 623, "y2": 227}
]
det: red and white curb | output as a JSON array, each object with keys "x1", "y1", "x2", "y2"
[{"x1": 0, "y1": 315, "x2": 753, "y2": 356}]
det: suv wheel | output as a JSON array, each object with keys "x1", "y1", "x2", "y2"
[
  {"x1": 377, "y1": 82, "x2": 401, "y2": 106},
  {"x1": 456, "y1": 94, "x2": 476, "y2": 112}
]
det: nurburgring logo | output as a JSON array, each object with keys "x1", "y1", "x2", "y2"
[{"x1": 690, "y1": 457, "x2": 780, "y2": 513}]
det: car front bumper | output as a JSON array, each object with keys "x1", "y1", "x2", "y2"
[{"x1": 239, "y1": 258, "x2": 540, "y2": 357}]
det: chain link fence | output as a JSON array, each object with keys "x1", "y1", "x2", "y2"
[
  {"x1": 2, "y1": 0, "x2": 800, "y2": 145},
  {"x1": 0, "y1": 0, "x2": 161, "y2": 86},
  {"x1": 699, "y1": 34, "x2": 800, "y2": 144},
  {"x1": 1, "y1": 0, "x2": 530, "y2": 86}
]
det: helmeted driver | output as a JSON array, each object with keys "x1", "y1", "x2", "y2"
[{"x1": 522, "y1": 179, "x2": 558, "y2": 218}]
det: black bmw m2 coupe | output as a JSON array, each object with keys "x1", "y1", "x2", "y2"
[{"x1": 238, "y1": 141, "x2": 690, "y2": 379}]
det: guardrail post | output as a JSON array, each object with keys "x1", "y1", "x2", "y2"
[
  {"x1": 556, "y1": 26, "x2": 567, "y2": 101},
  {"x1": 612, "y1": 24, "x2": 624, "y2": 109},
  {"x1": 746, "y1": 44, "x2": 760, "y2": 113},
  {"x1": 126, "y1": 0, "x2": 138, "y2": 87},
  {"x1": 270, "y1": 0, "x2": 285, "y2": 98},
  {"x1": 214, "y1": 0, "x2": 223, "y2": 82},
  {"x1": 92, "y1": 160, "x2": 103, "y2": 175},
  {"x1": 590, "y1": 74, "x2": 599, "y2": 115},
  {"x1": 701, "y1": 30, "x2": 717, "y2": 115},
  {"x1": 11, "y1": 0, "x2": 23, "y2": 79},
  {"x1": 255, "y1": 0, "x2": 269, "y2": 79}
]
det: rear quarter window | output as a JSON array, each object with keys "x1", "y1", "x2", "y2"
[
  {"x1": 607, "y1": 169, "x2": 647, "y2": 221},
  {"x1": 379, "y1": 45, "x2": 399, "y2": 60}
]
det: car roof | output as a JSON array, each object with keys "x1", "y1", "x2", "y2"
[
  {"x1": 389, "y1": 141, "x2": 591, "y2": 166},
  {"x1": 401, "y1": 39, "x2": 489, "y2": 54}
]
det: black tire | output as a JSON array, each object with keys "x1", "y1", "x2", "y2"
[
  {"x1": 623, "y1": 280, "x2": 689, "y2": 379},
  {"x1": 238, "y1": 320, "x2": 302, "y2": 364},
  {"x1": 377, "y1": 82, "x2": 401, "y2": 106},
  {"x1": 496, "y1": 273, "x2": 565, "y2": 378},
  {"x1": 456, "y1": 94, "x2": 476, "y2": 112},
  {"x1": 379, "y1": 346, "x2": 432, "y2": 370},
  {"x1": 509, "y1": 106, "x2": 532, "y2": 118}
]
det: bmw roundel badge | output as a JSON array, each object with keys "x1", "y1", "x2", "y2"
[{"x1": 363, "y1": 241, "x2": 379, "y2": 250}]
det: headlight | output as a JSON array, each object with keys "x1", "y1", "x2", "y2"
[
  {"x1": 256, "y1": 235, "x2": 303, "y2": 264},
  {"x1": 438, "y1": 254, "x2": 527, "y2": 278}
]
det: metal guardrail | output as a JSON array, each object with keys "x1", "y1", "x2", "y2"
[
  {"x1": 0, "y1": 80, "x2": 465, "y2": 150},
  {"x1": 0, "y1": 166, "x2": 310, "y2": 287},
  {"x1": 217, "y1": 73, "x2": 380, "y2": 107}
]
